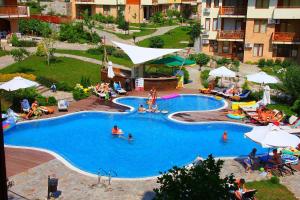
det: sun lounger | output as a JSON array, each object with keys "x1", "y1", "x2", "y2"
[
  {"x1": 230, "y1": 90, "x2": 251, "y2": 101},
  {"x1": 113, "y1": 82, "x2": 127, "y2": 95},
  {"x1": 58, "y1": 100, "x2": 69, "y2": 111},
  {"x1": 21, "y1": 99, "x2": 30, "y2": 113}
]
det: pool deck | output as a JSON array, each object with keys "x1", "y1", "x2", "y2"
[{"x1": 5, "y1": 89, "x2": 300, "y2": 199}]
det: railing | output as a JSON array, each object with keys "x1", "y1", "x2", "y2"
[
  {"x1": 219, "y1": 6, "x2": 247, "y2": 15},
  {"x1": 76, "y1": 0, "x2": 95, "y2": 2},
  {"x1": 217, "y1": 53, "x2": 236, "y2": 59},
  {"x1": 218, "y1": 30, "x2": 245, "y2": 40},
  {"x1": 0, "y1": 6, "x2": 29, "y2": 17},
  {"x1": 181, "y1": 0, "x2": 197, "y2": 3},
  {"x1": 31, "y1": 15, "x2": 72, "y2": 24},
  {"x1": 273, "y1": 32, "x2": 300, "y2": 42}
]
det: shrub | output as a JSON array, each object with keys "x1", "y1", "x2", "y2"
[
  {"x1": 0, "y1": 73, "x2": 36, "y2": 82},
  {"x1": 270, "y1": 176, "x2": 280, "y2": 184},
  {"x1": 182, "y1": 67, "x2": 189, "y2": 84},
  {"x1": 274, "y1": 59, "x2": 282, "y2": 66},
  {"x1": 150, "y1": 12, "x2": 164, "y2": 24},
  {"x1": 249, "y1": 91, "x2": 263, "y2": 101},
  {"x1": 231, "y1": 60, "x2": 240, "y2": 72},
  {"x1": 87, "y1": 45, "x2": 116, "y2": 55},
  {"x1": 11, "y1": 34, "x2": 19, "y2": 47},
  {"x1": 10, "y1": 48, "x2": 30, "y2": 62},
  {"x1": 149, "y1": 36, "x2": 164, "y2": 48},
  {"x1": 195, "y1": 53, "x2": 210, "y2": 67},
  {"x1": 200, "y1": 69, "x2": 210, "y2": 83},
  {"x1": 242, "y1": 80, "x2": 250, "y2": 91},
  {"x1": 16, "y1": 40, "x2": 37, "y2": 47},
  {"x1": 36, "y1": 76, "x2": 73, "y2": 91},
  {"x1": 281, "y1": 59, "x2": 293, "y2": 68},
  {"x1": 80, "y1": 76, "x2": 91, "y2": 88},
  {"x1": 283, "y1": 65, "x2": 300, "y2": 100},
  {"x1": 258, "y1": 58, "x2": 266, "y2": 67},
  {"x1": 36, "y1": 42, "x2": 47, "y2": 56},
  {"x1": 291, "y1": 99, "x2": 300, "y2": 115},
  {"x1": 35, "y1": 95, "x2": 57, "y2": 106},
  {"x1": 217, "y1": 58, "x2": 231, "y2": 65},
  {"x1": 19, "y1": 19, "x2": 51, "y2": 36},
  {"x1": 72, "y1": 87, "x2": 90, "y2": 101},
  {"x1": 112, "y1": 50, "x2": 127, "y2": 58},
  {"x1": 266, "y1": 59, "x2": 274, "y2": 67}
]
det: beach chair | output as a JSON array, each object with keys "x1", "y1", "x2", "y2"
[
  {"x1": 241, "y1": 189, "x2": 257, "y2": 200},
  {"x1": 93, "y1": 87, "x2": 106, "y2": 99},
  {"x1": 21, "y1": 99, "x2": 30, "y2": 113},
  {"x1": 58, "y1": 100, "x2": 69, "y2": 111},
  {"x1": 113, "y1": 82, "x2": 127, "y2": 95},
  {"x1": 230, "y1": 90, "x2": 251, "y2": 101}
]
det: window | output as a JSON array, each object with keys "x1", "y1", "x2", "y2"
[
  {"x1": 103, "y1": 5, "x2": 110, "y2": 15},
  {"x1": 205, "y1": 18, "x2": 211, "y2": 31},
  {"x1": 209, "y1": 40, "x2": 218, "y2": 52},
  {"x1": 214, "y1": 0, "x2": 219, "y2": 7},
  {"x1": 253, "y1": 20, "x2": 267, "y2": 33},
  {"x1": 253, "y1": 44, "x2": 264, "y2": 57},
  {"x1": 206, "y1": 0, "x2": 211, "y2": 8},
  {"x1": 212, "y1": 18, "x2": 218, "y2": 31},
  {"x1": 274, "y1": 44, "x2": 298, "y2": 57},
  {"x1": 256, "y1": 0, "x2": 269, "y2": 8},
  {"x1": 222, "y1": 41, "x2": 230, "y2": 53}
]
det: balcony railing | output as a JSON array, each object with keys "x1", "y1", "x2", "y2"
[
  {"x1": 75, "y1": 0, "x2": 95, "y2": 2},
  {"x1": 181, "y1": 0, "x2": 197, "y2": 3},
  {"x1": 273, "y1": 32, "x2": 300, "y2": 42},
  {"x1": 219, "y1": 6, "x2": 247, "y2": 16},
  {"x1": 218, "y1": 30, "x2": 245, "y2": 40},
  {"x1": 0, "y1": 6, "x2": 29, "y2": 18}
]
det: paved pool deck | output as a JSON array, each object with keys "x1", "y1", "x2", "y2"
[{"x1": 5, "y1": 89, "x2": 300, "y2": 199}]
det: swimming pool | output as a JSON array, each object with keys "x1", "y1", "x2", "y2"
[{"x1": 4, "y1": 95, "x2": 266, "y2": 178}]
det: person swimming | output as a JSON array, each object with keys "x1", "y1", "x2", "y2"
[
  {"x1": 138, "y1": 104, "x2": 146, "y2": 112},
  {"x1": 112, "y1": 125, "x2": 123, "y2": 135},
  {"x1": 222, "y1": 131, "x2": 228, "y2": 142},
  {"x1": 128, "y1": 133, "x2": 133, "y2": 141}
]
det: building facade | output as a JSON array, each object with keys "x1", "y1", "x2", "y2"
[
  {"x1": 0, "y1": 0, "x2": 30, "y2": 33},
  {"x1": 71, "y1": 0, "x2": 201, "y2": 23},
  {"x1": 200, "y1": 0, "x2": 300, "y2": 63}
]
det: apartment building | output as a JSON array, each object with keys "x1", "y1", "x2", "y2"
[
  {"x1": 71, "y1": 0, "x2": 201, "y2": 23},
  {"x1": 200, "y1": 0, "x2": 300, "y2": 63},
  {"x1": 0, "y1": 0, "x2": 30, "y2": 33}
]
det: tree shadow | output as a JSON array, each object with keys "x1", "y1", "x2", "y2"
[
  {"x1": 17, "y1": 67, "x2": 35, "y2": 73},
  {"x1": 141, "y1": 191, "x2": 156, "y2": 200}
]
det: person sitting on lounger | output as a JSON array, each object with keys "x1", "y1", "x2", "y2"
[
  {"x1": 244, "y1": 148, "x2": 257, "y2": 173},
  {"x1": 268, "y1": 149, "x2": 282, "y2": 165},
  {"x1": 138, "y1": 104, "x2": 146, "y2": 112},
  {"x1": 26, "y1": 100, "x2": 42, "y2": 119},
  {"x1": 234, "y1": 179, "x2": 247, "y2": 200}
]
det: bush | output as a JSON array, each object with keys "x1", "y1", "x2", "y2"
[
  {"x1": 274, "y1": 59, "x2": 282, "y2": 66},
  {"x1": 112, "y1": 50, "x2": 127, "y2": 58},
  {"x1": 80, "y1": 76, "x2": 91, "y2": 88},
  {"x1": 258, "y1": 58, "x2": 266, "y2": 67},
  {"x1": 10, "y1": 48, "x2": 30, "y2": 62},
  {"x1": 217, "y1": 58, "x2": 231, "y2": 66},
  {"x1": 87, "y1": 45, "x2": 116, "y2": 55},
  {"x1": 270, "y1": 176, "x2": 280, "y2": 184},
  {"x1": 0, "y1": 73, "x2": 36, "y2": 82},
  {"x1": 200, "y1": 69, "x2": 210, "y2": 83},
  {"x1": 16, "y1": 40, "x2": 37, "y2": 47},
  {"x1": 182, "y1": 67, "x2": 189, "y2": 84},
  {"x1": 36, "y1": 42, "x2": 47, "y2": 56},
  {"x1": 283, "y1": 65, "x2": 300, "y2": 100},
  {"x1": 72, "y1": 88, "x2": 90, "y2": 100},
  {"x1": 249, "y1": 91, "x2": 263, "y2": 101},
  {"x1": 242, "y1": 80, "x2": 250, "y2": 91},
  {"x1": 11, "y1": 34, "x2": 19, "y2": 47},
  {"x1": 150, "y1": 12, "x2": 164, "y2": 24},
  {"x1": 149, "y1": 36, "x2": 164, "y2": 48},
  {"x1": 35, "y1": 95, "x2": 57, "y2": 106},
  {"x1": 266, "y1": 59, "x2": 274, "y2": 67},
  {"x1": 195, "y1": 53, "x2": 210, "y2": 67},
  {"x1": 19, "y1": 19, "x2": 51, "y2": 36},
  {"x1": 281, "y1": 59, "x2": 293, "y2": 68},
  {"x1": 291, "y1": 99, "x2": 300, "y2": 115},
  {"x1": 36, "y1": 76, "x2": 72, "y2": 91}
]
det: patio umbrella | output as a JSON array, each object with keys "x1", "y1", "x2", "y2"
[
  {"x1": 0, "y1": 76, "x2": 39, "y2": 91},
  {"x1": 150, "y1": 55, "x2": 196, "y2": 67},
  {"x1": 262, "y1": 85, "x2": 271, "y2": 105},
  {"x1": 245, "y1": 124, "x2": 300, "y2": 148},
  {"x1": 209, "y1": 66, "x2": 236, "y2": 78},
  {"x1": 246, "y1": 72, "x2": 278, "y2": 84},
  {"x1": 107, "y1": 61, "x2": 115, "y2": 79}
]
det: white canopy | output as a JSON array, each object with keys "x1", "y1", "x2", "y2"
[
  {"x1": 246, "y1": 72, "x2": 279, "y2": 84},
  {"x1": 0, "y1": 76, "x2": 39, "y2": 91},
  {"x1": 209, "y1": 66, "x2": 236, "y2": 78},
  {"x1": 245, "y1": 124, "x2": 300, "y2": 148},
  {"x1": 262, "y1": 85, "x2": 271, "y2": 105},
  {"x1": 107, "y1": 61, "x2": 115, "y2": 79},
  {"x1": 111, "y1": 41, "x2": 182, "y2": 65}
]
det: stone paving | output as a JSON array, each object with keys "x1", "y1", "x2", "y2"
[{"x1": 0, "y1": 55, "x2": 15, "y2": 70}]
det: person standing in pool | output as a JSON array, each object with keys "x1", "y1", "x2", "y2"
[
  {"x1": 222, "y1": 131, "x2": 228, "y2": 142},
  {"x1": 128, "y1": 133, "x2": 133, "y2": 141}
]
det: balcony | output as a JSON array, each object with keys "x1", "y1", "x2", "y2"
[
  {"x1": 272, "y1": 32, "x2": 300, "y2": 44},
  {"x1": 0, "y1": 6, "x2": 29, "y2": 18},
  {"x1": 219, "y1": 6, "x2": 246, "y2": 17},
  {"x1": 273, "y1": 7, "x2": 300, "y2": 19},
  {"x1": 218, "y1": 30, "x2": 245, "y2": 41},
  {"x1": 181, "y1": 0, "x2": 197, "y2": 5},
  {"x1": 75, "y1": 0, "x2": 95, "y2": 4}
]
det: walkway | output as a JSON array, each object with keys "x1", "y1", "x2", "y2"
[
  {"x1": 184, "y1": 65, "x2": 201, "y2": 90},
  {"x1": 134, "y1": 25, "x2": 179, "y2": 43},
  {"x1": 0, "y1": 55, "x2": 15, "y2": 70}
]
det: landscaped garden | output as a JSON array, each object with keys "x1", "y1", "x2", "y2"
[{"x1": 0, "y1": 50, "x2": 8, "y2": 57}]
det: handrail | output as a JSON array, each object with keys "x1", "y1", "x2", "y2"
[
  {"x1": 219, "y1": 6, "x2": 247, "y2": 15},
  {"x1": 76, "y1": 0, "x2": 95, "y2": 2},
  {"x1": 0, "y1": 6, "x2": 29, "y2": 17},
  {"x1": 218, "y1": 30, "x2": 245, "y2": 39},
  {"x1": 273, "y1": 32, "x2": 300, "y2": 42}
]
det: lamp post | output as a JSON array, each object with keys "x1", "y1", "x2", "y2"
[{"x1": 0, "y1": 100, "x2": 8, "y2": 200}]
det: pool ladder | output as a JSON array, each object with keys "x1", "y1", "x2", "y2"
[{"x1": 97, "y1": 168, "x2": 118, "y2": 185}]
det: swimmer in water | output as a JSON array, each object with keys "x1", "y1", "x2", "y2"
[{"x1": 222, "y1": 131, "x2": 228, "y2": 142}]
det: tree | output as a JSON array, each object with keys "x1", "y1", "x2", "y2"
[
  {"x1": 154, "y1": 155, "x2": 236, "y2": 200},
  {"x1": 188, "y1": 22, "x2": 202, "y2": 45},
  {"x1": 42, "y1": 32, "x2": 58, "y2": 66},
  {"x1": 195, "y1": 53, "x2": 210, "y2": 68},
  {"x1": 116, "y1": 10, "x2": 129, "y2": 34},
  {"x1": 82, "y1": 9, "x2": 96, "y2": 42},
  {"x1": 10, "y1": 48, "x2": 30, "y2": 62},
  {"x1": 149, "y1": 37, "x2": 164, "y2": 48},
  {"x1": 283, "y1": 65, "x2": 300, "y2": 101}
]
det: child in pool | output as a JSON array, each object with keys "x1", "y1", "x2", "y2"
[
  {"x1": 112, "y1": 125, "x2": 122, "y2": 135},
  {"x1": 222, "y1": 131, "x2": 228, "y2": 142}
]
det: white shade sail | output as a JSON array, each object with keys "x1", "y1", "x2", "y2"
[
  {"x1": 107, "y1": 61, "x2": 115, "y2": 79},
  {"x1": 245, "y1": 124, "x2": 300, "y2": 148},
  {"x1": 111, "y1": 41, "x2": 182, "y2": 65},
  {"x1": 0, "y1": 76, "x2": 39, "y2": 91},
  {"x1": 209, "y1": 66, "x2": 236, "y2": 78},
  {"x1": 246, "y1": 72, "x2": 279, "y2": 84}
]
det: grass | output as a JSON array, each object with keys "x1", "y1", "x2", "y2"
[
  {"x1": 246, "y1": 179, "x2": 297, "y2": 200},
  {"x1": 130, "y1": 22, "x2": 178, "y2": 28},
  {"x1": 137, "y1": 26, "x2": 191, "y2": 48},
  {"x1": 0, "y1": 50, "x2": 8, "y2": 57},
  {"x1": 261, "y1": 65, "x2": 284, "y2": 80},
  {"x1": 0, "y1": 56, "x2": 102, "y2": 88},
  {"x1": 110, "y1": 28, "x2": 157, "y2": 40},
  {"x1": 55, "y1": 49, "x2": 133, "y2": 67},
  {"x1": 266, "y1": 104, "x2": 296, "y2": 116}
]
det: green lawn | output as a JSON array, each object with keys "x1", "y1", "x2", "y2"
[
  {"x1": 261, "y1": 65, "x2": 284, "y2": 80},
  {"x1": 267, "y1": 104, "x2": 296, "y2": 116},
  {"x1": 246, "y1": 180, "x2": 297, "y2": 200},
  {"x1": 110, "y1": 28, "x2": 157, "y2": 40},
  {"x1": 55, "y1": 49, "x2": 133, "y2": 67},
  {"x1": 137, "y1": 26, "x2": 191, "y2": 48},
  {"x1": 0, "y1": 50, "x2": 8, "y2": 57},
  {"x1": 0, "y1": 56, "x2": 101, "y2": 88},
  {"x1": 130, "y1": 22, "x2": 177, "y2": 28}
]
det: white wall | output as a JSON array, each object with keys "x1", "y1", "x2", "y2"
[{"x1": 247, "y1": 0, "x2": 277, "y2": 19}]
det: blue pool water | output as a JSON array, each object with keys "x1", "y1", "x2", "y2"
[{"x1": 4, "y1": 95, "x2": 266, "y2": 178}]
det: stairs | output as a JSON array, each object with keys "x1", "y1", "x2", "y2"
[
  {"x1": 36, "y1": 85, "x2": 51, "y2": 94},
  {"x1": 36, "y1": 85, "x2": 74, "y2": 102}
]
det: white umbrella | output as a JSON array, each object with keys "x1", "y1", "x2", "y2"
[
  {"x1": 246, "y1": 72, "x2": 278, "y2": 84},
  {"x1": 245, "y1": 124, "x2": 300, "y2": 148},
  {"x1": 0, "y1": 76, "x2": 39, "y2": 91},
  {"x1": 262, "y1": 85, "x2": 271, "y2": 105},
  {"x1": 107, "y1": 61, "x2": 115, "y2": 79},
  {"x1": 209, "y1": 66, "x2": 236, "y2": 78}
]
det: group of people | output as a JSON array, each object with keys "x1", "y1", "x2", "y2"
[
  {"x1": 95, "y1": 82, "x2": 114, "y2": 100},
  {"x1": 111, "y1": 125, "x2": 133, "y2": 141}
]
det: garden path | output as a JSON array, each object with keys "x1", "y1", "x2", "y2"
[
  {"x1": 134, "y1": 25, "x2": 179, "y2": 43},
  {"x1": 0, "y1": 55, "x2": 15, "y2": 70},
  {"x1": 184, "y1": 65, "x2": 202, "y2": 89}
]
